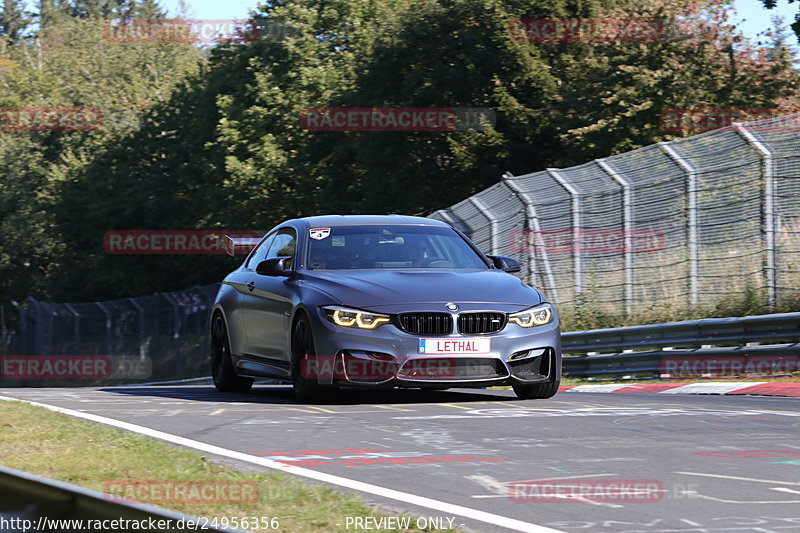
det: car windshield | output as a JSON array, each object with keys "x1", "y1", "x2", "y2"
[{"x1": 306, "y1": 225, "x2": 488, "y2": 270}]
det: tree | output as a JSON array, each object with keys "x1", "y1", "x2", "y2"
[
  {"x1": 765, "y1": 14, "x2": 798, "y2": 63},
  {"x1": 38, "y1": 0, "x2": 166, "y2": 27},
  {"x1": 1, "y1": 0, "x2": 32, "y2": 40},
  {"x1": 551, "y1": 0, "x2": 800, "y2": 161},
  {"x1": 0, "y1": 14, "x2": 201, "y2": 302},
  {"x1": 759, "y1": 0, "x2": 800, "y2": 41}
]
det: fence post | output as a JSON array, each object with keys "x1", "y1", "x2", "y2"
[
  {"x1": 127, "y1": 298, "x2": 147, "y2": 359},
  {"x1": 96, "y1": 302, "x2": 113, "y2": 356},
  {"x1": 430, "y1": 209, "x2": 455, "y2": 225},
  {"x1": 11, "y1": 302, "x2": 27, "y2": 354},
  {"x1": 733, "y1": 123, "x2": 777, "y2": 309},
  {"x1": 468, "y1": 196, "x2": 499, "y2": 255},
  {"x1": 64, "y1": 304, "x2": 81, "y2": 355},
  {"x1": 162, "y1": 292, "x2": 182, "y2": 377},
  {"x1": 0, "y1": 305, "x2": 6, "y2": 356},
  {"x1": 596, "y1": 159, "x2": 633, "y2": 317},
  {"x1": 659, "y1": 141, "x2": 699, "y2": 306},
  {"x1": 547, "y1": 168, "x2": 582, "y2": 295},
  {"x1": 27, "y1": 297, "x2": 46, "y2": 355},
  {"x1": 502, "y1": 172, "x2": 560, "y2": 303},
  {"x1": 430, "y1": 208, "x2": 471, "y2": 234}
]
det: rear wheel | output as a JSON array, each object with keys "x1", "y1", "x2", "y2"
[
  {"x1": 291, "y1": 314, "x2": 327, "y2": 403},
  {"x1": 512, "y1": 380, "x2": 560, "y2": 400},
  {"x1": 211, "y1": 313, "x2": 253, "y2": 393}
]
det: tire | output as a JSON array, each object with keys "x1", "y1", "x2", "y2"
[
  {"x1": 211, "y1": 313, "x2": 253, "y2": 393},
  {"x1": 512, "y1": 380, "x2": 560, "y2": 400},
  {"x1": 291, "y1": 314, "x2": 327, "y2": 403}
]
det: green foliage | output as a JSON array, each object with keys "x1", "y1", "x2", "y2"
[
  {"x1": 559, "y1": 280, "x2": 800, "y2": 332},
  {"x1": 1, "y1": 0, "x2": 33, "y2": 39},
  {"x1": 0, "y1": 8, "x2": 201, "y2": 302},
  {"x1": 759, "y1": 0, "x2": 800, "y2": 42},
  {"x1": 565, "y1": 274, "x2": 617, "y2": 331}
]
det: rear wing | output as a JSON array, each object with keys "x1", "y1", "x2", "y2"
[{"x1": 224, "y1": 235, "x2": 261, "y2": 256}]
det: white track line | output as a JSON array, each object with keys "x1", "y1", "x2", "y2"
[
  {"x1": 674, "y1": 471, "x2": 800, "y2": 486},
  {"x1": 565, "y1": 384, "x2": 631, "y2": 393},
  {"x1": 0, "y1": 395, "x2": 563, "y2": 533},
  {"x1": 660, "y1": 382, "x2": 767, "y2": 394}
]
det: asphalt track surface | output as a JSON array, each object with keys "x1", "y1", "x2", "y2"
[{"x1": 2, "y1": 386, "x2": 800, "y2": 533}]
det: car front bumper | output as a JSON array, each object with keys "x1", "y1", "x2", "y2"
[{"x1": 308, "y1": 306, "x2": 561, "y2": 388}]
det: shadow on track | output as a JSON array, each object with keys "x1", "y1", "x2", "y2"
[{"x1": 100, "y1": 384, "x2": 517, "y2": 406}]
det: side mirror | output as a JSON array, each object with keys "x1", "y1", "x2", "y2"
[
  {"x1": 486, "y1": 254, "x2": 521, "y2": 273},
  {"x1": 256, "y1": 257, "x2": 290, "y2": 276}
]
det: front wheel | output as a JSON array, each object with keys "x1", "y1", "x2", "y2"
[
  {"x1": 291, "y1": 314, "x2": 327, "y2": 403},
  {"x1": 512, "y1": 380, "x2": 560, "y2": 400},
  {"x1": 211, "y1": 313, "x2": 253, "y2": 393}
]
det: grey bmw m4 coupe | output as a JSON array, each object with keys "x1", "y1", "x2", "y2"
[{"x1": 211, "y1": 215, "x2": 561, "y2": 402}]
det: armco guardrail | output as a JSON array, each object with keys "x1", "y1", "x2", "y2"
[
  {"x1": 561, "y1": 312, "x2": 800, "y2": 378},
  {"x1": 0, "y1": 465, "x2": 241, "y2": 532}
]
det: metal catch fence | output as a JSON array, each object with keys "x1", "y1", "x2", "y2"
[
  {"x1": 1, "y1": 284, "x2": 220, "y2": 384},
  {"x1": 430, "y1": 114, "x2": 800, "y2": 316}
]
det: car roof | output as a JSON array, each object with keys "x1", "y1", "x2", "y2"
[{"x1": 287, "y1": 214, "x2": 451, "y2": 228}]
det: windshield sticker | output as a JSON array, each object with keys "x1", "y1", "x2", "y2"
[
  {"x1": 332, "y1": 236, "x2": 345, "y2": 247},
  {"x1": 310, "y1": 228, "x2": 331, "y2": 240}
]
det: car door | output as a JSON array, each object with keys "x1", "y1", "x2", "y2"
[
  {"x1": 224, "y1": 232, "x2": 275, "y2": 356},
  {"x1": 241, "y1": 228, "x2": 297, "y2": 365}
]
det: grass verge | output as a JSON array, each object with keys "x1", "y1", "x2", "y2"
[{"x1": 0, "y1": 400, "x2": 448, "y2": 532}]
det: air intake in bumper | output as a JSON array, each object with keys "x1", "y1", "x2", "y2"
[
  {"x1": 508, "y1": 348, "x2": 552, "y2": 379},
  {"x1": 397, "y1": 358, "x2": 508, "y2": 380}
]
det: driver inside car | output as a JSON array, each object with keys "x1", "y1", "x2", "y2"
[{"x1": 309, "y1": 249, "x2": 327, "y2": 269}]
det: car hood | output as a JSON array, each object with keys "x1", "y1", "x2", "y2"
[{"x1": 300, "y1": 269, "x2": 542, "y2": 311}]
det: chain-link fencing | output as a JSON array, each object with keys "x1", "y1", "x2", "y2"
[
  {"x1": 430, "y1": 114, "x2": 800, "y2": 317},
  {"x1": 1, "y1": 284, "x2": 220, "y2": 385}
]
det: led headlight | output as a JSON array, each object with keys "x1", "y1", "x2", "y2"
[
  {"x1": 323, "y1": 306, "x2": 390, "y2": 329},
  {"x1": 508, "y1": 304, "x2": 553, "y2": 327}
]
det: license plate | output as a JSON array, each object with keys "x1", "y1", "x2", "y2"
[{"x1": 418, "y1": 337, "x2": 491, "y2": 355}]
